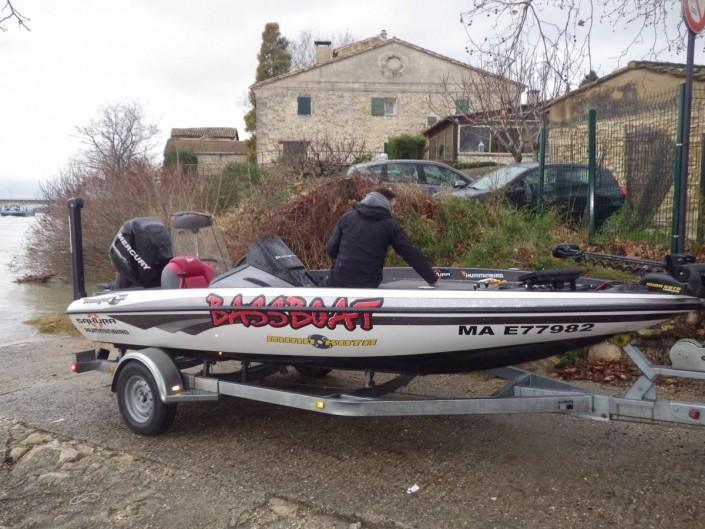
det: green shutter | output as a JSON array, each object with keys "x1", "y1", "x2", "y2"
[
  {"x1": 455, "y1": 99, "x2": 469, "y2": 114},
  {"x1": 297, "y1": 96, "x2": 311, "y2": 115},
  {"x1": 371, "y1": 97, "x2": 385, "y2": 116}
]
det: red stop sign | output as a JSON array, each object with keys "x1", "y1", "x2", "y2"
[{"x1": 684, "y1": 0, "x2": 705, "y2": 34}]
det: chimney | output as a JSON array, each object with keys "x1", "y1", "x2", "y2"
[
  {"x1": 314, "y1": 40, "x2": 332, "y2": 64},
  {"x1": 527, "y1": 89, "x2": 540, "y2": 106}
]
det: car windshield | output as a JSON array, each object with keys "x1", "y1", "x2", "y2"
[{"x1": 471, "y1": 166, "x2": 532, "y2": 191}]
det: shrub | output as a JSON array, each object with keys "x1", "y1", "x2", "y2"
[
  {"x1": 446, "y1": 161, "x2": 498, "y2": 170},
  {"x1": 24, "y1": 163, "x2": 210, "y2": 281},
  {"x1": 207, "y1": 162, "x2": 260, "y2": 212},
  {"x1": 163, "y1": 148, "x2": 198, "y2": 168},
  {"x1": 387, "y1": 134, "x2": 426, "y2": 159},
  {"x1": 217, "y1": 175, "x2": 584, "y2": 272},
  {"x1": 388, "y1": 194, "x2": 570, "y2": 270},
  {"x1": 352, "y1": 153, "x2": 373, "y2": 164},
  {"x1": 219, "y1": 176, "x2": 376, "y2": 267}
]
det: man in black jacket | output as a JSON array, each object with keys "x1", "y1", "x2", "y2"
[{"x1": 326, "y1": 188, "x2": 438, "y2": 288}]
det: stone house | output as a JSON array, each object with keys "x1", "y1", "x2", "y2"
[
  {"x1": 545, "y1": 61, "x2": 705, "y2": 124},
  {"x1": 543, "y1": 61, "x2": 705, "y2": 238},
  {"x1": 250, "y1": 32, "x2": 521, "y2": 164},
  {"x1": 165, "y1": 127, "x2": 247, "y2": 175}
]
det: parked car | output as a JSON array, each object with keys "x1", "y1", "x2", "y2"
[
  {"x1": 452, "y1": 162, "x2": 626, "y2": 227},
  {"x1": 347, "y1": 159, "x2": 475, "y2": 194}
]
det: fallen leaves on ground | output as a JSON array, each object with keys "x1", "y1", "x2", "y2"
[{"x1": 554, "y1": 359, "x2": 643, "y2": 386}]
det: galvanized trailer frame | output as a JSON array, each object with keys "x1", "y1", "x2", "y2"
[{"x1": 72, "y1": 340, "x2": 705, "y2": 435}]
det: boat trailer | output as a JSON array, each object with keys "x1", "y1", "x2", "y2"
[{"x1": 72, "y1": 339, "x2": 705, "y2": 435}]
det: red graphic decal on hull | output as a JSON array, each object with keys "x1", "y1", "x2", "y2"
[{"x1": 206, "y1": 294, "x2": 383, "y2": 331}]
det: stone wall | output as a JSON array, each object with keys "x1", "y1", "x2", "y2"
[
  {"x1": 196, "y1": 153, "x2": 247, "y2": 175},
  {"x1": 457, "y1": 152, "x2": 519, "y2": 165}
]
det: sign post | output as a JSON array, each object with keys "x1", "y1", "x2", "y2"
[{"x1": 676, "y1": 0, "x2": 705, "y2": 252}]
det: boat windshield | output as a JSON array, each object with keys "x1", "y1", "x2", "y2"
[{"x1": 470, "y1": 166, "x2": 531, "y2": 191}]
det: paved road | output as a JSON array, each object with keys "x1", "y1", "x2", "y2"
[{"x1": 2, "y1": 335, "x2": 705, "y2": 528}]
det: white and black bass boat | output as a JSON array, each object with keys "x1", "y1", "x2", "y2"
[{"x1": 65, "y1": 202, "x2": 705, "y2": 376}]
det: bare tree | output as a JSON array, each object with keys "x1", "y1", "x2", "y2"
[
  {"x1": 460, "y1": 1, "x2": 688, "y2": 90},
  {"x1": 432, "y1": 1, "x2": 686, "y2": 163},
  {"x1": 76, "y1": 101, "x2": 160, "y2": 179},
  {"x1": 288, "y1": 30, "x2": 356, "y2": 71},
  {"x1": 0, "y1": 1, "x2": 29, "y2": 31},
  {"x1": 433, "y1": 38, "x2": 547, "y2": 162},
  {"x1": 280, "y1": 135, "x2": 368, "y2": 178}
]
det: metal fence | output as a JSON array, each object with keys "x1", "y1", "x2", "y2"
[{"x1": 540, "y1": 85, "x2": 705, "y2": 251}]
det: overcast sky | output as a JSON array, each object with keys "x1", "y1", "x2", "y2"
[{"x1": 1, "y1": 0, "x2": 700, "y2": 198}]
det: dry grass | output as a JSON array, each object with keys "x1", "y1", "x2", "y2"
[
  {"x1": 219, "y1": 175, "x2": 378, "y2": 268},
  {"x1": 25, "y1": 314, "x2": 80, "y2": 337}
]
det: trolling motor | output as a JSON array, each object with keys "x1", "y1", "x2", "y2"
[{"x1": 553, "y1": 243, "x2": 705, "y2": 298}]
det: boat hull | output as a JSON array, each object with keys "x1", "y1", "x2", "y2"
[{"x1": 66, "y1": 283, "x2": 701, "y2": 374}]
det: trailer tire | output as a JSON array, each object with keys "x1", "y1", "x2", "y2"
[
  {"x1": 294, "y1": 366, "x2": 332, "y2": 378},
  {"x1": 116, "y1": 362, "x2": 176, "y2": 435}
]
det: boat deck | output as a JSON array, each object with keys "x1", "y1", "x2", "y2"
[{"x1": 381, "y1": 279, "x2": 488, "y2": 290}]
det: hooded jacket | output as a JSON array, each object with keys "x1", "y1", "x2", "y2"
[{"x1": 326, "y1": 192, "x2": 437, "y2": 288}]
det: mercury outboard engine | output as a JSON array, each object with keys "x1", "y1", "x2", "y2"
[
  {"x1": 209, "y1": 235, "x2": 317, "y2": 288},
  {"x1": 109, "y1": 217, "x2": 173, "y2": 288}
]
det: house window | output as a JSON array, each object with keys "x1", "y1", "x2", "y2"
[
  {"x1": 297, "y1": 96, "x2": 311, "y2": 115},
  {"x1": 455, "y1": 98, "x2": 470, "y2": 114},
  {"x1": 458, "y1": 126, "x2": 490, "y2": 153},
  {"x1": 371, "y1": 97, "x2": 397, "y2": 116}
]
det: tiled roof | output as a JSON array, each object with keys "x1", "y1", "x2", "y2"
[
  {"x1": 166, "y1": 138, "x2": 247, "y2": 155},
  {"x1": 422, "y1": 105, "x2": 540, "y2": 136},
  {"x1": 543, "y1": 61, "x2": 705, "y2": 110},
  {"x1": 251, "y1": 36, "x2": 521, "y2": 89},
  {"x1": 170, "y1": 127, "x2": 239, "y2": 140},
  {"x1": 628, "y1": 61, "x2": 705, "y2": 81},
  {"x1": 333, "y1": 35, "x2": 386, "y2": 58}
]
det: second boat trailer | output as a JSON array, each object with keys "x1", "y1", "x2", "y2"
[{"x1": 72, "y1": 339, "x2": 705, "y2": 436}]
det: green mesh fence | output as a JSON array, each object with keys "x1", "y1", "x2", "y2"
[{"x1": 543, "y1": 86, "x2": 705, "y2": 250}]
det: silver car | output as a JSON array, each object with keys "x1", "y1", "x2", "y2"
[{"x1": 347, "y1": 159, "x2": 474, "y2": 194}]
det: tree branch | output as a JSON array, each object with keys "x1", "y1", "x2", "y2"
[{"x1": 0, "y1": 1, "x2": 30, "y2": 32}]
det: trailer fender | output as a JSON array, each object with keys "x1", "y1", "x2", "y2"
[{"x1": 111, "y1": 348, "x2": 182, "y2": 403}]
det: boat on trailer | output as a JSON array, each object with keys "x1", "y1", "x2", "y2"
[{"x1": 65, "y1": 199, "x2": 705, "y2": 435}]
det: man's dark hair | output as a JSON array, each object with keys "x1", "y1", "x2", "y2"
[{"x1": 374, "y1": 187, "x2": 396, "y2": 200}]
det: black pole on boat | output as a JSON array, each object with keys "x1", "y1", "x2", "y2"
[{"x1": 68, "y1": 198, "x2": 86, "y2": 300}]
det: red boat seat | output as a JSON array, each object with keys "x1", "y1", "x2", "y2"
[{"x1": 161, "y1": 256, "x2": 216, "y2": 289}]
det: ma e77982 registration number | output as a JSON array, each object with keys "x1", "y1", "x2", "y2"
[{"x1": 458, "y1": 323, "x2": 595, "y2": 336}]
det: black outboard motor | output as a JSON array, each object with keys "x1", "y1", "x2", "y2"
[
  {"x1": 109, "y1": 217, "x2": 173, "y2": 288},
  {"x1": 209, "y1": 235, "x2": 317, "y2": 288}
]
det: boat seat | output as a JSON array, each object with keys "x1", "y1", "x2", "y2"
[{"x1": 161, "y1": 256, "x2": 216, "y2": 289}]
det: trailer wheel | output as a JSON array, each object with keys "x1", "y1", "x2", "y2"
[
  {"x1": 116, "y1": 362, "x2": 176, "y2": 435},
  {"x1": 294, "y1": 366, "x2": 332, "y2": 378}
]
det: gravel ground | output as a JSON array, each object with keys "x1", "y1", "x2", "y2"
[{"x1": 1, "y1": 335, "x2": 705, "y2": 529}]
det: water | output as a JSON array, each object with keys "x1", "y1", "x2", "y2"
[{"x1": 0, "y1": 216, "x2": 72, "y2": 344}]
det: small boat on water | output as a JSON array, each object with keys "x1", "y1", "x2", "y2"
[{"x1": 66, "y1": 212, "x2": 705, "y2": 375}]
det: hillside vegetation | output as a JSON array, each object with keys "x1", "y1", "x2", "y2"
[{"x1": 218, "y1": 175, "x2": 622, "y2": 277}]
